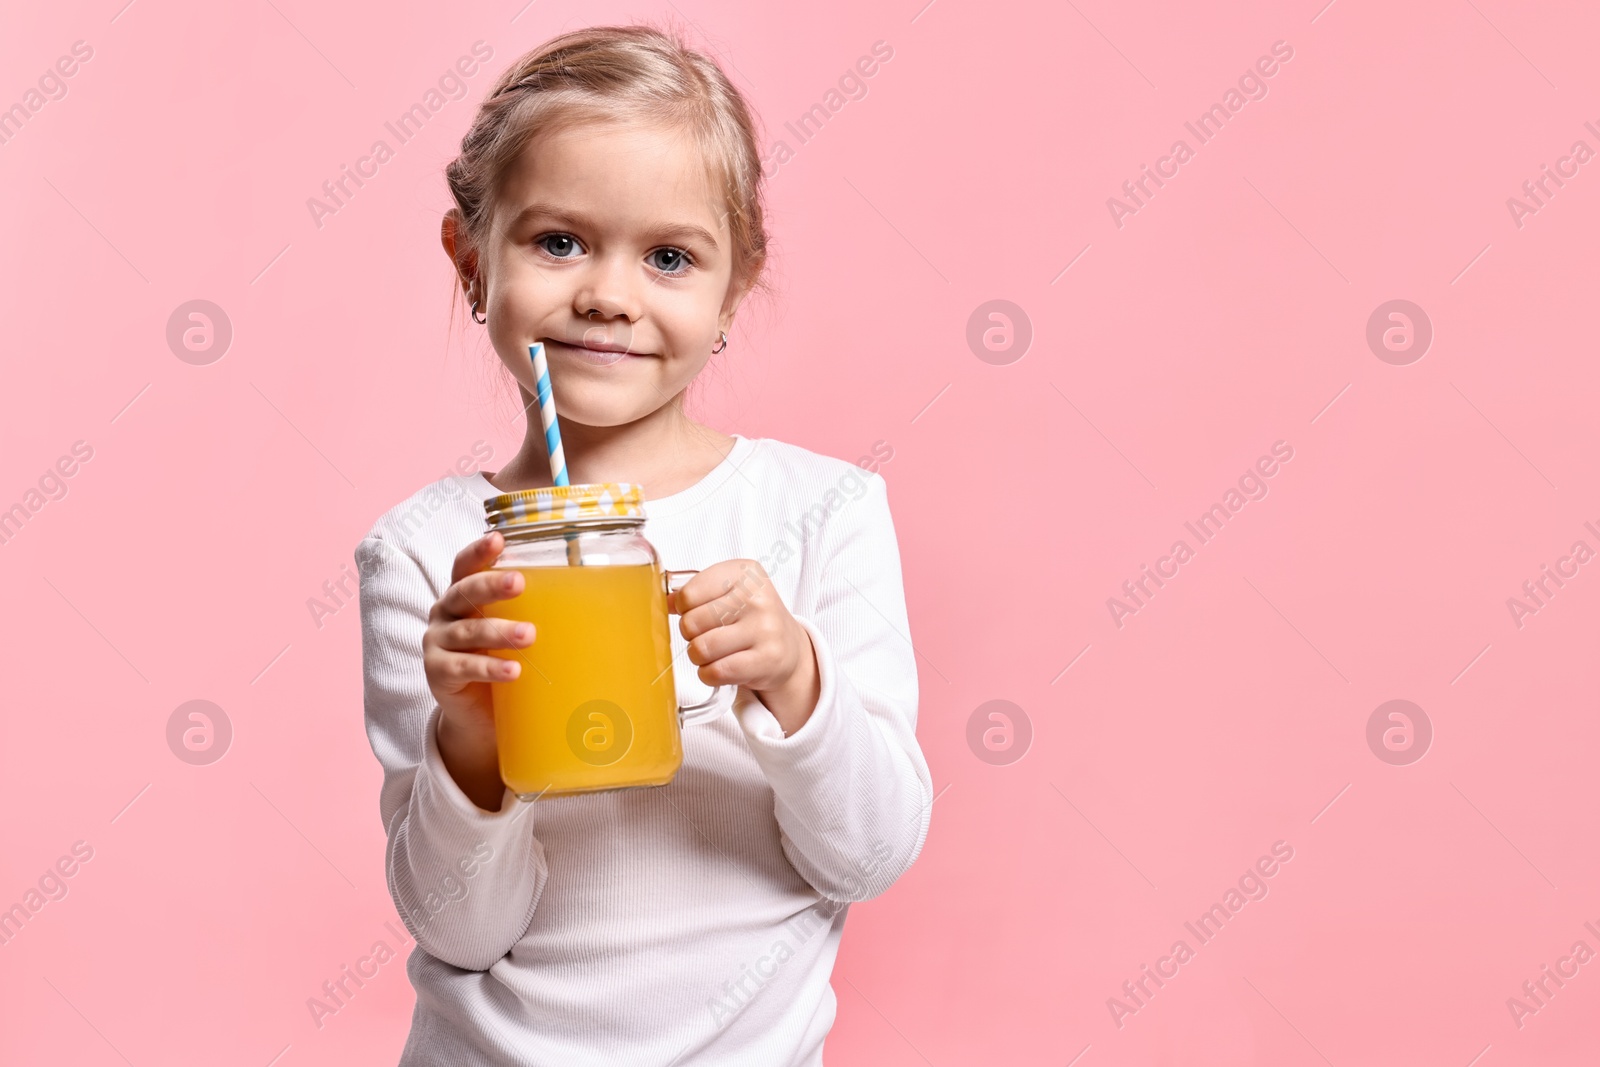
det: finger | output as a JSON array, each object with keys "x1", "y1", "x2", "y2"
[
  {"x1": 684, "y1": 617, "x2": 756, "y2": 668},
  {"x1": 667, "y1": 573, "x2": 715, "y2": 616},
  {"x1": 450, "y1": 530, "x2": 506, "y2": 586},
  {"x1": 436, "y1": 615, "x2": 536, "y2": 652},
  {"x1": 438, "y1": 567, "x2": 523, "y2": 621},
  {"x1": 670, "y1": 563, "x2": 752, "y2": 615},
  {"x1": 679, "y1": 592, "x2": 747, "y2": 641},
  {"x1": 695, "y1": 648, "x2": 765, "y2": 688},
  {"x1": 428, "y1": 647, "x2": 523, "y2": 686},
  {"x1": 681, "y1": 570, "x2": 782, "y2": 638}
]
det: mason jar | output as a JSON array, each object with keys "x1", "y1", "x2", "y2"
[{"x1": 479, "y1": 482, "x2": 729, "y2": 800}]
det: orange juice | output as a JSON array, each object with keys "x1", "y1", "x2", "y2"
[{"x1": 482, "y1": 562, "x2": 682, "y2": 797}]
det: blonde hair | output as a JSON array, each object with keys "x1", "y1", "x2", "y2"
[{"x1": 445, "y1": 23, "x2": 771, "y2": 313}]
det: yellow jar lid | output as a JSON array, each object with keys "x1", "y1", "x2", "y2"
[{"x1": 482, "y1": 481, "x2": 645, "y2": 531}]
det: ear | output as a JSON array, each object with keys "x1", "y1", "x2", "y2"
[
  {"x1": 440, "y1": 209, "x2": 479, "y2": 297},
  {"x1": 717, "y1": 275, "x2": 752, "y2": 335}
]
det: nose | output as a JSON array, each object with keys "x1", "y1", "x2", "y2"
[{"x1": 572, "y1": 252, "x2": 642, "y2": 323}]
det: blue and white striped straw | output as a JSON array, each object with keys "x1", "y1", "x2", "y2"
[
  {"x1": 530, "y1": 341, "x2": 568, "y2": 487},
  {"x1": 530, "y1": 342, "x2": 581, "y2": 566}
]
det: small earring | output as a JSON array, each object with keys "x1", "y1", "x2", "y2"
[
  {"x1": 712, "y1": 330, "x2": 728, "y2": 354},
  {"x1": 470, "y1": 297, "x2": 486, "y2": 325}
]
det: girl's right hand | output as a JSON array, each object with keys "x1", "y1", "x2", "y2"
[{"x1": 424, "y1": 530, "x2": 535, "y2": 768}]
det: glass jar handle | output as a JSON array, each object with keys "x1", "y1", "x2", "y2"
[{"x1": 663, "y1": 568, "x2": 732, "y2": 726}]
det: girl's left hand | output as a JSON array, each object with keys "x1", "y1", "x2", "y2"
[{"x1": 671, "y1": 559, "x2": 820, "y2": 734}]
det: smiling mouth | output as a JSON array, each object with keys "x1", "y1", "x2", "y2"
[{"x1": 543, "y1": 338, "x2": 649, "y2": 366}]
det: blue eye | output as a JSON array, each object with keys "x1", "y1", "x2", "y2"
[
  {"x1": 650, "y1": 247, "x2": 692, "y2": 275},
  {"x1": 539, "y1": 234, "x2": 581, "y2": 259}
]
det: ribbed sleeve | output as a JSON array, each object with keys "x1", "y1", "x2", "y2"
[
  {"x1": 356, "y1": 536, "x2": 549, "y2": 972},
  {"x1": 734, "y1": 474, "x2": 934, "y2": 902}
]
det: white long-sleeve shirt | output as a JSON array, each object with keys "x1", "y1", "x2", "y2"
[{"x1": 355, "y1": 433, "x2": 932, "y2": 1066}]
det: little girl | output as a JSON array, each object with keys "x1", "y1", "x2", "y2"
[{"x1": 355, "y1": 24, "x2": 932, "y2": 1066}]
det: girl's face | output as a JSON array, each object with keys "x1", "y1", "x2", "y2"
[{"x1": 456, "y1": 119, "x2": 746, "y2": 429}]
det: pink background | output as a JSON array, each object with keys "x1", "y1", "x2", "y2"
[{"x1": 3, "y1": 0, "x2": 1598, "y2": 1063}]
